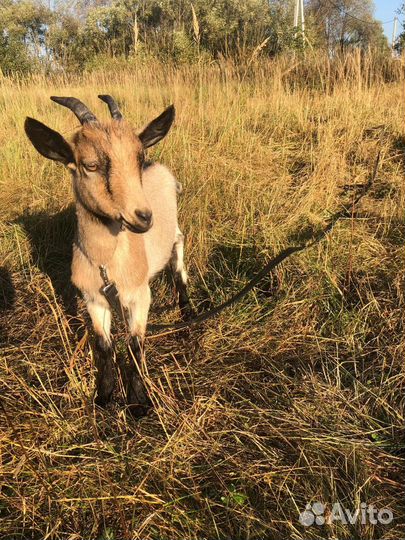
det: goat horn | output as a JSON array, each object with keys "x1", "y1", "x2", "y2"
[
  {"x1": 50, "y1": 96, "x2": 98, "y2": 124},
  {"x1": 98, "y1": 95, "x2": 123, "y2": 120}
]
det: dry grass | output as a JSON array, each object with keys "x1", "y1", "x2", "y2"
[{"x1": 0, "y1": 53, "x2": 404, "y2": 539}]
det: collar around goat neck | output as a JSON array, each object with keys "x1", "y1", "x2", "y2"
[{"x1": 99, "y1": 264, "x2": 127, "y2": 323}]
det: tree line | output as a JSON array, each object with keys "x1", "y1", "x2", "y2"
[{"x1": 0, "y1": 0, "x2": 398, "y2": 75}]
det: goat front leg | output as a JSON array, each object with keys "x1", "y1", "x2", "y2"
[
  {"x1": 170, "y1": 227, "x2": 194, "y2": 320},
  {"x1": 87, "y1": 300, "x2": 115, "y2": 406},
  {"x1": 119, "y1": 286, "x2": 152, "y2": 418}
]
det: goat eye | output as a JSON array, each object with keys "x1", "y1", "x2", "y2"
[{"x1": 83, "y1": 162, "x2": 98, "y2": 172}]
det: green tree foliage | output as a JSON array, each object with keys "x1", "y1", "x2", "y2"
[
  {"x1": 0, "y1": 0, "x2": 390, "y2": 75},
  {"x1": 306, "y1": 0, "x2": 387, "y2": 51},
  {"x1": 0, "y1": 0, "x2": 52, "y2": 74}
]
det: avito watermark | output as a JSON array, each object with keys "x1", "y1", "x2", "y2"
[{"x1": 299, "y1": 501, "x2": 393, "y2": 527}]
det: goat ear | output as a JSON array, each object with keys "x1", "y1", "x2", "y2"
[
  {"x1": 139, "y1": 105, "x2": 175, "y2": 149},
  {"x1": 24, "y1": 117, "x2": 75, "y2": 165}
]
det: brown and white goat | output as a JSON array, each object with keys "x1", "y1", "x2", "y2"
[{"x1": 24, "y1": 95, "x2": 192, "y2": 417}]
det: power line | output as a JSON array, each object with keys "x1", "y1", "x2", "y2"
[
  {"x1": 325, "y1": 0, "x2": 394, "y2": 27},
  {"x1": 380, "y1": 19, "x2": 396, "y2": 26}
]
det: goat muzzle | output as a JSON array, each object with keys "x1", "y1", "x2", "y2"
[{"x1": 120, "y1": 216, "x2": 152, "y2": 234}]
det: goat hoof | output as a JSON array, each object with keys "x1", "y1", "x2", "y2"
[
  {"x1": 127, "y1": 402, "x2": 151, "y2": 419},
  {"x1": 180, "y1": 302, "x2": 195, "y2": 322},
  {"x1": 126, "y1": 377, "x2": 152, "y2": 419},
  {"x1": 94, "y1": 377, "x2": 115, "y2": 407},
  {"x1": 94, "y1": 390, "x2": 113, "y2": 408}
]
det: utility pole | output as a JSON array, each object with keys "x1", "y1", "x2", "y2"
[
  {"x1": 392, "y1": 17, "x2": 398, "y2": 56},
  {"x1": 293, "y1": 0, "x2": 305, "y2": 46},
  {"x1": 300, "y1": 0, "x2": 305, "y2": 46},
  {"x1": 294, "y1": 0, "x2": 299, "y2": 34}
]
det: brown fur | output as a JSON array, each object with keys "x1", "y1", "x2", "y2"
[
  {"x1": 71, "y1": 121, "x2": 151, "y2": 228},
  {"x1": 25, "y1": 102, "x2": 189, "y2": 412},
  {"x1": 69, "y1": 120, "x2": 179, "y2": 337}
]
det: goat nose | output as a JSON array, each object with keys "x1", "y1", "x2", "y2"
[{"x1": 135, "y1": 209, "x2": 152, "y2": 226}]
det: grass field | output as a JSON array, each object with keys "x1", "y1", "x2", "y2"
[{"x1": 0, "y1": 53, "x2": 404, "y2": 539}]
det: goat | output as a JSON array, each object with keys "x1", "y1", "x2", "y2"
[{"x1": 24, "y1": 95, "x2": 193, "y2": 417}]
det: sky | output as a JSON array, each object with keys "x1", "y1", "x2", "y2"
[{"x1": 374, "y1": 0, "x2": 403, "y2": 43}]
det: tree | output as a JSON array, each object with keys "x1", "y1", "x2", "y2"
[
  {"x1": 395, "y1": 3, "x2": 405, "y2": 52},
  {"x1": 0, "y1": 0, "x2": 391, "y2": 74},
  {"x1": 0, "y1": 0, "x2": 53, "y2": 74},
  {"x1": 306, "y1": 0, "x2": 387, "y2": 52}
]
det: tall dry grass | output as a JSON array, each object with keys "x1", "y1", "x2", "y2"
[{"x1": 0, "y1": 53, "x2": 404, "y2": 539}]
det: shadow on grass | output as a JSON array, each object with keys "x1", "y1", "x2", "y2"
[
  {"x1": 0, "y1": 267, "x2": 15, "y2": 344},
  {"x1": 149, "y1": 242, "x2": 281, "y2": 326},
  {"x1": 0, "y1": 267, "x2": 15, "y2": 312},
  {"x1": 16, "y1": 206, "x2": 77, "y2": 316},
  {"x1": 393, "y1": 134, "x2": 405, "y2": 168},
  {"x1": 196, "y1": 243, "x2": 281, "y2": 313}
]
